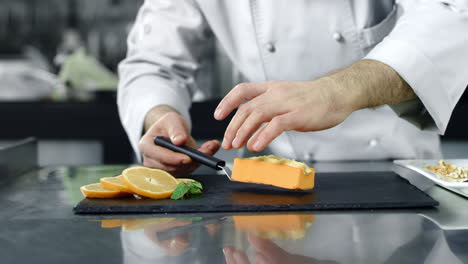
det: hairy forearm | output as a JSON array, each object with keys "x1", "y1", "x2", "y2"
[{"x1": 326, "y1": 59, "x2": 416, "y2": 111}]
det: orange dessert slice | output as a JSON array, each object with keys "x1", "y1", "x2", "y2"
[
  {"x1": 233, "y1": 214, "x2": 315, "y2": 240},
  {"x1": 80, "y1": 183, "x2": 131, "y2": 198},
  {"x1": 121, "y1": 167, "x2": 178, "y2": 199},
  {"x1": 231, "y1": 155, "x2": 315, "y2": 190}
]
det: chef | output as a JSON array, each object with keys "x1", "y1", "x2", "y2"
[{"x1": 118, "y1": 0, "x2": 468, "y2": 177}]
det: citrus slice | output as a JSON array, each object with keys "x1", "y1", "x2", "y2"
[
  {"x1": 100, "y1": 175, "x2": 132, "y2": 193},
  {"x1": 177, "y1": 178, "x2": 196, "y2": 184},
  {"x1": 101, "y1": 219, "x2": 124, "y2": 228},
  {"x1": 80, "y1": 183, "x2": 131, "y2": 198},
  {"x1": 121, "y1": 167, "x2": 178, "y2": 199}
]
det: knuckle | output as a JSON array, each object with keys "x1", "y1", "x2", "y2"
[
  {"x1": 253, "y1": 110, "x2": 265, "y2": 121},
  {"x1": 266, "y1": 81, "x2": 280, "y2": 89},
  {"x1": 270, "y1": 117, "x2": 284, "y2": 129},
  {"x1": 158, "y1": 112, "x2": 173, "y2": 123},
  {"x1": 158, "y1": 112, "x2": 182, "y2": 127},
  {"x1": 266, "y1": 80, "x2": 277, "y2": 86},
  {"x1": 168, "y1": 112, "x2": 185, "y2": 123},
  {"x1": 238, "y1": 103, "x2": 251, "y2": 114},
  {"x1": 236, "y1": 128, "x2": 247, "y2": 137},
  {"x1": 138, "y1": 138, "x2": 147, "y2": 152},
  {"x1": 235, "y1": 82, "x2": 248, "y2": 91},
  {"x1": 261, "y1": 128, "x2": 274, "y2": 140},
  {"x1": 143, "y1": 159, "x2": 153, "y2": 168}
]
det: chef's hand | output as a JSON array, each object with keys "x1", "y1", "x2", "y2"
[
  {"x1": 214, "y1": 59, "x2": 415, "y2": 153},
  {"x1": 214, "y1": 78, "x2": 353, "y2": 152},
  {"x1": 143, "y1": 219, "x2": 193, "y2": 257},
  {"x1": 139, "y1": 105, "x2": 220, "y2": 177},
  {"x1": 223, "y1": 234, "x2": 338, "y2": 264}
]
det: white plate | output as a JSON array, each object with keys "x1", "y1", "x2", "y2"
[{"x1": 394, "y1": 159, "x2": 468, "y2": 198}]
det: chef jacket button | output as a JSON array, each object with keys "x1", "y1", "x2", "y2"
[
  {"x1": 144, "y1": 24, "x2": 152, "y2": 34},
  {"x1": 265, "y1": 42, "x2": 276, "y2": 53},
  {"x1": 332, "y1": 32, "x2": 343, "y2": 42},
  {"x1": 368, "y1": 138, "x2": 379, "y2": 148},
  {"x1": 303, "y1": 153, "x2": 312, "y2": 161}
]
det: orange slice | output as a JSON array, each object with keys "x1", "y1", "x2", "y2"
[
  {"x1": 101, "y1": 219, "x2": 124, "y2": 228},
  {"x1": 80, "y1": 183, "x2": 131, "y2": 198},
  {"x1": 121, "y1": 167, "x2": 178, "y2": 199},
  {"x1": 177, "y1": 178, "x2": 196, "y2": 184},
  {"x1": 100, "y1": 175, "x2": 132, "y2": 193}
]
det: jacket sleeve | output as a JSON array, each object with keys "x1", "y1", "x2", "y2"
[
  {"x1": 365, "y1": 0, "x2": 468, "y2": 134},
  {"x1": 117, "y1": 0, "x2": 210, "y2": 158}
]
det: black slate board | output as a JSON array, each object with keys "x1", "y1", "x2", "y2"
[{"x1": 74, "y1": 171, "x2": 438, "y2": 214}]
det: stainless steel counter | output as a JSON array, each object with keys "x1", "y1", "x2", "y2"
[{"x1": 1, "y1": 158, "x2": 468, "y2": 264}]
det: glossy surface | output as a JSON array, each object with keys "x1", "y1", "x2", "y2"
[
  {"x1": 75, "y1": 171, "x2": 436, "y2": 214},
  {"x1": 1, "y1": 163, "x2": 468, "y2": 264}
]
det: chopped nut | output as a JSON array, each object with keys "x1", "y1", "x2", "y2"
[{"x1": 425, "y1": 160, "x2": 468, "y2": 182}]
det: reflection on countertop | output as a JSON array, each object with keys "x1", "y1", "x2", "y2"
[
  {"x1": 88, "y1": 212, "x2": 465, "y2": 264},
  {"x1": 1, "y1": 164, "x2": 468, "y2": 263}
]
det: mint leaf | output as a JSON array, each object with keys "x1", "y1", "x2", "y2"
[
  {"x1": 171, "y1": 183, "x2": 190, "y2": 200},
  {"x1": 171, "y1": 180, "x2": 203, "y2": 200},
  {"x1": 191, "y1": 181, "x2": 203, "y2": 190},
  {"x1": 188, "y1": 187, "x2": 202, "y2": 194}
]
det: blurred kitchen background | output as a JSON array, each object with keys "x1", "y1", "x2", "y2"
[
  {"x1": 0, "y1": 0, "x2": 243, "y2": 166},
  {"x1": 0, "y1": 0, "x2": 466, "y2": 166}
]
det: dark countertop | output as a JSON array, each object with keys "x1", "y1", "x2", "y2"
[{"x1": 2, "y1": 159, "x2": 468, "y2": 264}]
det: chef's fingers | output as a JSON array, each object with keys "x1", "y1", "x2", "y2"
[
  {"x1": 204, "y1": 223, "x2": 222, "y2": 237},
  {"x1": 222, "y1": 95, "x2": 269, "y2": 150},
  {"x1": 141, "y1": 154, "x2": 179, "y2": 171},
  {"x1": 248, "y1": 234, "x2": 286, "y2": 264},
  {"x1": 230, "y1": 100, "x2": 287, "y2": 149},
  {"x1": 142, "y1": 156, "x2": 199, "y2": 177},
  {"x1": 214, "y1": 82, "x2": 268, "y2": 121},
  {"x1": 247, "y1": 112, "x2": 296, "y2": 152},
  {"x1": 140, "y1": 139, "x2": 190, "y2": 165},
  {"x1": 221, "y1": 105, "x2": 249, "y2": 150},
  {"x1": 145, "y1": 112, "x2": 189, "y2": 145},
  {"x1": 185, "y1": 136, "x2": 198, "y2": 148},
  {"x1": 223, "y1": 246, "x2": 236, "y2": 264},
  {"x1": 230, "y1": 111, "x2": 267, "y2": 149},
  {"x1": 254, "y1": 252, "x2": 270, "y2": 264},
  {"x1": 246, "y1": 123, "x2": 268, "y2": 150},
  {"x1": 164, "y1": 114, "x2": 190, "y2": 146},
  {"x1": 154, "y1": 234, "x2": 190, "y2": 257},
  {"x1": 247, "y1": 233, "x2": 280, "y2": 253},
  {"x1": 198, "y1": 140, "x2": 221, "y2": 156},
  {"x1": 233, "y1": 250, "x2": 251, "y2": 264}
]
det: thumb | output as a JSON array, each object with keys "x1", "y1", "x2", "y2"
[
  {"x1": 247, "y1": 233, "x2": 282, "y2": 253},
  {"x1": 166, "y1": 117, "x2": 190, "y2": 146}
]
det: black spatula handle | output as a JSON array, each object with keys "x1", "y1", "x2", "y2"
[{"x1": 154, "y1": 136, "x2": 225, "y2": 170}]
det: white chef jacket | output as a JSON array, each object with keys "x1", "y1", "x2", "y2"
[{"x1": 118, "y1": 0, "x2": 468, "y2": 161}]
